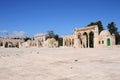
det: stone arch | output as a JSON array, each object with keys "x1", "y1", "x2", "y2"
[
  {"x1": 78, "y1": 33, "x2": 81, "y2": 38},
  {"x1": 5, "y1": 42, "x2": 8, "y2": 48},
  {"x1": 89, "y1": 31, "x2": 94, "y2": 48},
  {"x1": 0, "y1": 41, "x2": 3, "y2": 46},
  {"x1": 8, "y1": 42, "x2": 14, "y2": 47},
  {"x1": 74, "y1": 25, "x2": 98, "y2": 48},
  {"x1": 83, "y1": 32, "x2": 88, "y2": 48},
  {"x1": 15, "y1": 42, "x2": 19, "y2": 48}
]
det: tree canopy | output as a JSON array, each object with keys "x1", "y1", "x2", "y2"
[
  {"x1": 45, "y1": 31, "x2": 59, "y2": 41},
  {"x1": 107, "y1": 22, "x2": 120, "y2": 44},
  {"x1": 107, "y1": 22, "x2": 118, "y2": 34},
  {"x1": 45, "y1": 30, "x2": 63, "y2": 46},
  {"x1": 87, "y1": 21, "x2": 104, "y2": 33}
]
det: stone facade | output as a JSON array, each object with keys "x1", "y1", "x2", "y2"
[
  {"x1": 63, "y1": 25, "x2": 115, "y2": 48},
  {"x1": 20, "y1": 34, "x2": 46, "y2": 48},
  {"x1": 20, "y1": 34, "x2": 58, "y2": 48},
  {"x1": 63, "y1": 35, "x2": 74, "y2": 47},
  {"x1": 97, "y1": 30, "x2": 115, "y2": 47},
  {"x1": 0, "y1": 25, "x2": 116, "y2": 48},
  {"x1": 0, "y1": 37, "x2": 22, "y2": 48}
]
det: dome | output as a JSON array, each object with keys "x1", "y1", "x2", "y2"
[{"x1": 100, "y1": 30, "x2": 111, "y2": 36}]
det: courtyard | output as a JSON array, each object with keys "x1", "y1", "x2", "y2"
[{"x1": 0, "y1": 48, "x2": 120, "y2": 80}]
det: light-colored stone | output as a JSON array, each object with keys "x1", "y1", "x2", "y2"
[{"x1": 63, "y1": 25, "x2": 115, "y2": 48}]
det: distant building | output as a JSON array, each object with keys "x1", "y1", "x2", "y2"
[
  {"x1": 0, "y1": 37, "x2": 22, "y2": 48},
  {"x1": 20, "y1": 34, "x2": 58, "y2": 48},
  {"x1": 0, "y1": 25, "x2": 116, "y2": 48}
]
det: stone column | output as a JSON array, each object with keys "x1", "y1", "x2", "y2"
[
  {"x1": 18, "y1": 41, "x2": 21, "y2": 48},
  {"x1": 37, "y1": 40, "x2": 39, "y2": 48},
  {"x1": 81, "y1": 36, "x2": 83, "y2": 48},
  {"x1": 88, "y1": 35, "x2": 89, "y2": 48},
  {"x1": 3, "y1": 42, "x2": 5, "y2": 48},
  {"x1": 63, "y1": 38, "x2": 65, "y2": 47},
  {"x1": 71, "y1": 38, "x2": 73, "y2": 47}
]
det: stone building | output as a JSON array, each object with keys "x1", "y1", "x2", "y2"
[
  {"x1": 20, "y1": 34, "x2": 58, "y2": 48},
  {"x1": 63, "y1": 25, "x2": 115, "y2": 48},
  {"x1": 97, "y1": 30, "x2": 115, "y2": 47},
  {"x1": 0, "y1": 37, "x2": 22, "y2": 48},
  {"x1": 63, "y1": 35, "x2": 74, "y2": 47},
  {"x1": 0, "y1": 25, "x2": 116, "y2": 48},
  {"x1": 20, "y1": 34, "x2": 46, "y2": 48}
]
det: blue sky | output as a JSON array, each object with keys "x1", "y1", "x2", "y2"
[{"x1": 0, "y1": 0, "x2": 120, "y2": 37}]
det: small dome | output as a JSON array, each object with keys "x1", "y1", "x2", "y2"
[{"x1": 100, "y1": 30, "x2": 111, "y2": 36}]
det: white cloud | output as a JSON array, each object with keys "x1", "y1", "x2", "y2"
[
  {"x1": 0, "y1": 30, "x2": 8, "y2": 33},
  {"x1": 9, "y1": 31, "x2": 27, "y2": 38},
  {"x1": 0, "y1": 30, "x2": 8, "y2": 37}
]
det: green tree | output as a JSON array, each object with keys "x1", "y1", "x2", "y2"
[
  {"x1": 45, "y1": 31, "x2": 59, "y2": 41},
  {"x1": 107, "y1": 22, "x2": 120, "y2": 44},
  {"x1": 45, "y1": 30, "x2": 63, "y2": 47},
  {"x1": 107, "y1": 22, "x2": 118, "y2": 34},
  {"x1": 45, "y1": 31, "x2": 55, "y2": 40},
  {"x1": 24, "y1": 37, "x2": 32, "y2": 42},
  {"x1": 87, "y1": 21, "x2": 104, "y2": 33}
]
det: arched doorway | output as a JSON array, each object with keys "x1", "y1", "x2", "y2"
[
  {"x1": 107, "y1": 38, "x2": 111, "y2": 46},
  {"x1": 83, "y1": 32, "x2": 88, "y2": 48},
  {"x1": 0, "y1": 42, "x2": 3, "y2": 46},
  {"x1": 89, "y1": 31, "x2": 94, "y2": 48},
  {"x1": 5, "y1": 42, "x2": 8, "y2": 48}
]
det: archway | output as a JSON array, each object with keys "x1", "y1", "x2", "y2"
[
  {"x1": 89, "y1": 31, "x2": 94, "y2": 48},
  {"x1": 107, "y1": 38, "x2": 111, "y2": 46},
  {"x1": 5, "y1": 42, "x2": 8, "y2": 48},
  {"x1": 16, "y1": 42, "x2": 19, "y2": 48},
  {"x1": 83, "y1": 32, "x2": 88, "y2": 48},
  {"x1": 0, "y1": 41, "x2": 3, "y2": 46},
  {"x1": 8, "y1": 42, "x2": 13, "y2": 47}
]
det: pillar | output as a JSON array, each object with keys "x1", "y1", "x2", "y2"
[
  {"x1": 63, "y1": 38, "x2": 65, "y2": 47},
  {"x1": 88, "y1": 35, "x2": 89, "y2": 48},
  {"x1": 37, "y1": 40, "x2": 39, "y2": 48},
  {"x1": 3, "y1": 42, "x2": 5, "y2": 48}
]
